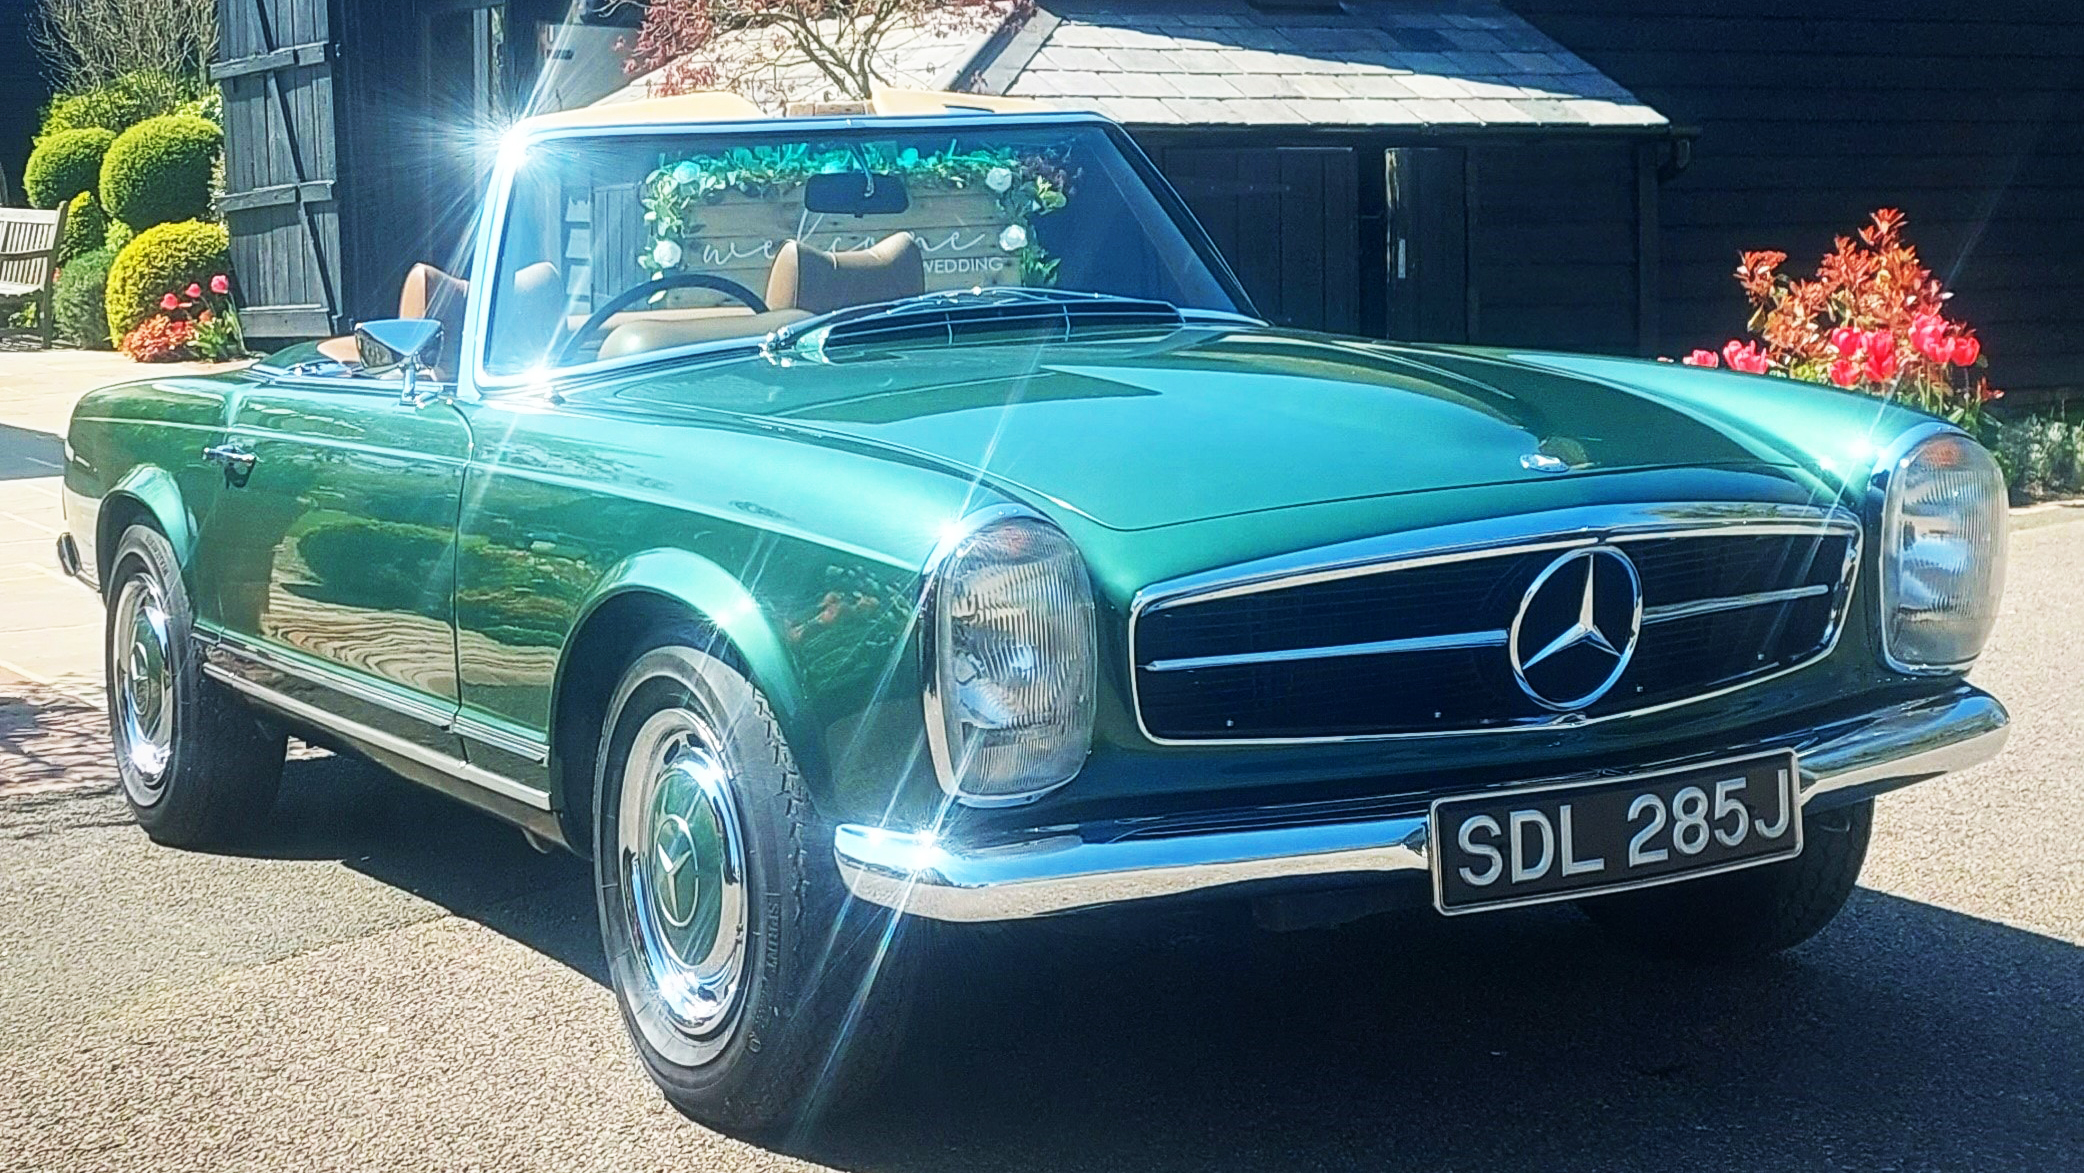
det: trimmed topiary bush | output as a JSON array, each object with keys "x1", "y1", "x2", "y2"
[
  {"x1": 105, "y1": 221, "x2": 134, "y2": 252},
  {"x1": 59, "y1": 192, "x2": 108, "y2": 262},
  {"x1": 54, "y1": 247, "x2": 117, "y2": 350},
  {"x1": 22, "y1": 128, "x2": 115, "y2": 208},
  {"x1": 100, "y1": 115, "x2": 221, "y2": 231},
  {"x1": 39, "y1": 73, "x2": 187, "y2": 139},
  {"x1": 105, "y1": 219, "x2": 228, "y2": 345}
]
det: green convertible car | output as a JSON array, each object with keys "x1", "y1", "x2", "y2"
[{"x1": 59, "y1": 90, "x2": 2010, "y2": 1130}]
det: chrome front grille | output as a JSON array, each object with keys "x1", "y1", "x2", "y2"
[{"x1": 1130, "y1": 514, "x2": 1861, "y2": 743}]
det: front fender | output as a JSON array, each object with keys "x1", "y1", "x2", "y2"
[
  {"x1": 564, "y1": 545, "x2": 809, "y2": 747},
  {"x1": 91, "y1": 465, "x2": 201, "y2": 586}
]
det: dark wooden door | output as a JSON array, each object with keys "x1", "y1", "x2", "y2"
[
  {"x1": 214, "y1": 0, "x2": 344, "y2": 338},
  {"x1": 1157, "y1": 145, "x2": 1360, "y2": 335}
]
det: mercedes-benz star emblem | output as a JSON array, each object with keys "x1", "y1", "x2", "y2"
[
  {"x1": 651, "y1": 812, "x2": 701, "y2": 930},
  {"x1": 1508, "y1": 546, "x2": 1642, "y2": 711}
]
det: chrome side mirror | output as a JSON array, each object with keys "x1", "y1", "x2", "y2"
[{"x1": 355, "y1": 318, "x2": 445, "y2": 406}]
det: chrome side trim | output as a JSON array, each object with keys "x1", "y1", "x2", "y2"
[
  {"x1": 204, "y1": 664, "x2": 554, "y2": 811},
  {"x1": 453, "y1": 713, "x2": 552, "y2": 764},
  {"x1": 1141, "y1": 629, "x2": 1507, "y2": 673},
  {"x1": 1127, "y1": 504, "x2": 1862, "y2": 747},
  {"x1": 1641, "y1": 582, "x2": 1831, "y2": 625},
  {"x1": 836, "y1": 687, "x2": 2006, "y2": 923},
  {"x1": 203, "y1": 626, "x2": 458, "y2": 730}
]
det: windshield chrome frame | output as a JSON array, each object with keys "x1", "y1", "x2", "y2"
[{"x1": 462, "y1": 110, "x2": 1260, "y2": 397}]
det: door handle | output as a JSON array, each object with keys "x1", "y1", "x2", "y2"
[
  {"x1": 202, "y1": 444, "x2": 258, "y2": 486},
  {"x1": 202, "y1": 444, "x2": 257, "y2": 468}
]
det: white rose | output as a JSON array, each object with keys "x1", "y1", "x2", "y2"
[
  {"x1": 985, "y1": 166, "x2": 1014, "y2": 193},
  {"x1": 997, "y1": 224, "x2": 1028, "y2": 252},
  {"x1": 652, "y1": 239, "x2": 683, "y2": 268}
]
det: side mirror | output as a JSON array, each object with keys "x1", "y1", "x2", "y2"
[{"x1": 355, "y1": 318, "x2": 445, "y2": 406}]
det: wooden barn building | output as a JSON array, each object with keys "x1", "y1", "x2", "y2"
[{"x1": 212, "y1": 0, "x2": 2083, "y2": 399}]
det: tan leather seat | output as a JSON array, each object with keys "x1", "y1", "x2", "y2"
[
  {"x1": 764, "y1": 232, "x2": 923, "y2": 314},
  {"x1": 398, "y1": 262, "x2": 471, "y2": 377},
  {"x1": 316, "y1": 260, "x2": 564, "y2": 378}
]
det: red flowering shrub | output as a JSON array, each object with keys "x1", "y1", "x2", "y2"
[
  {"x1": 1682, "y1": 209, "x2": 1998, "y2": 426},
  {"x1": 119, "y1": 314, "x2": 198, "y2": 361},
  {"x1": 120, "y1": 271, "x2": 246, "y2": 362}
]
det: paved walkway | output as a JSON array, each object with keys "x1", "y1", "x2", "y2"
[{"x1": 0, "y1": 346, "x2": 243, "y2": 694}]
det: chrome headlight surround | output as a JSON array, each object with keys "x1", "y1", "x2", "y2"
[
  {"x1": 921, "y1": 505, "x2": 1097, "y2": 807},
  {"x1": 1872, "y1": 423, "x2": 2008, "y2": 674}
]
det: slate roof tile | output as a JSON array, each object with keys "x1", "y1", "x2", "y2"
[{"x1": 984, "y1": 0, "x2": 1667, "y2": 129}]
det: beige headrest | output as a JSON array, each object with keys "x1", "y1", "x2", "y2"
[{"x1": 765, "y1": 232, "x2": 923, "y2": 314}]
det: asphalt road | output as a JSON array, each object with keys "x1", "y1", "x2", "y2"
[{"x1": 2, "y1": 508, "x2": 2080, "y2": 1172}]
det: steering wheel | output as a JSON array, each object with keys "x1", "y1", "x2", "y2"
[{"x1": 557, "y1": 272, "x2": 770, "y2": 366}]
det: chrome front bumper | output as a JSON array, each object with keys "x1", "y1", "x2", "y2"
[{"x1": 835, "y1": 688, "x2": 2009, "y2": 923}]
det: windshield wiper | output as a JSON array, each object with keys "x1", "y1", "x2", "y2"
[{"x1": 763, "y1": 287, "x2": 1188, "y2": 358}]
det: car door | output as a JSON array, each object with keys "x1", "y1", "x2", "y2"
[{"x1": 190, "y1": 369, "x2": 471, "y2": 756}]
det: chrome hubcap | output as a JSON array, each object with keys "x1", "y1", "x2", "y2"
[
  {"x1": 617, "y1": 708, "x2": 749, "y2": 1064},
  {"x1": 111, "y1": 575, "x2": 175, "y2": 803}
]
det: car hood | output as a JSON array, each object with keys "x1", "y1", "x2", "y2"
[{"x1": 614, "y1": 327, "x2": 1809, "y2": 532}]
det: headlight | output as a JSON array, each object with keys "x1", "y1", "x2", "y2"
[
  {"x1": 1877, "y1": 427, "x2": 2007, "y2": 672},
  {"x1": 924, "y1": 509, "x2": 1096, "y2": 805}
]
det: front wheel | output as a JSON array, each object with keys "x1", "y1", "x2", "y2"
[
  {"x1": 104, "y1": 523, "x2": 286, "y2": 847},
  {"x1": 592, "y1": 631, "x2": 915, "y2": 1135},
  {"x1": 1580, "y1": 799, "x2": 1873, "y2": 963}
]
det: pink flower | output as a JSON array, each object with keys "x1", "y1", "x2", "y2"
[
  {"x1": 159, "y1": 293, "x2": 181, "y2": 310},
  {"x1": 1722, "y1": 340, "x2": 1769, "y2": 375},
  {"x1": 1681, "y1": 349, "x2": 1720, "y2": 368},
  {"x1": 1950, "y1": 335, "x2": 1980, "y2": 366},
  {"x1": 1829, "y1": 326, "x2": 1864, "y2": 358},
  {"x1": 1864, "y1": 329, "x2": 1895, "y2": 360},
  {"x1": 209, "y1": 274, "x2": 229, "y2": 295},
  {"x1": 1829, "y1": 359, "x2": 1860, "y2": 387},
  {"x1": 1864, "y1": 347, "x2": 1899, "y2": 383},
  {"x1": 185, "y1": 283, "x2": 203, "y2": 298}
]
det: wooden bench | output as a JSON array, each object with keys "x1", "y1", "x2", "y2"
[{"x1": 0, "y1": 205, "x2": 69, "y2": 348}]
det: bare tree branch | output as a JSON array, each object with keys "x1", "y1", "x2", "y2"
[
  {"x1": 624, "y1": 0, "x2": 1017, "y2": 109},
  {"x1": 32, "y1": 0, "x2": 216, "y2": 94}
]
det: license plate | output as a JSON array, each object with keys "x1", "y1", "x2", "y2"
[{"x1": 1429, "y1": 750, "x2": 1802, "y2": 915}]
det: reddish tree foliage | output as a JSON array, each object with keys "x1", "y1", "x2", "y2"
[
  {"x1": 1680, "y1": 209, "x2": 1998, "y2": 425},
  {"x1": 622, "y1": 0, "x2": 1015, "y2": 105}
]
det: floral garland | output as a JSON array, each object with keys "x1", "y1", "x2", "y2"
[{"x1": 638, "y1": 142, "x2": 1072, "y2": 287}]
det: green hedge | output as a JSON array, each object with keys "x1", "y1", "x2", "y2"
[
  {"x1": 58, "y1": 192, "x2": 108, "y2": 262},
  {"x1": 22, "y1": 128, "x2": 115, "y2": 208},
  {"x1": 100, "y1": 115, "x2": 221, "y2": 231},
  {"x1": 105, "y1": 219, "x2": 227, "y2": 345},
  {"x1": 40, "y1": 73, "x2": 190, "y2": 139},
  {"x1": 105, "y1": 221, "x2": 134, "y2": 252},
  {"x1": 54, "y1": 247, "x2": 117, "y2": 350}
]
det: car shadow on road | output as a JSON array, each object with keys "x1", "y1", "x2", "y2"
[
  {"x1": 0, "y1": 421, "x2": 65, "y2": 481},
  {"x1": 253, "y1": 754, "x2": 2081, "y2": 1171},
  {"x1": 259, "y1": 751, "x2": 605, "y2": 982}
]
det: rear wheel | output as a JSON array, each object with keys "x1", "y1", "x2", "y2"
[
  {"x1": 105, "y1": 523, "x2": 286, "y2": 847},
  {"x1": 592, "y1": 629, "x2": 915, "y2": 1135},
  {"x1": 1580, "y1": 799, "x2": 1873, "y2": 962}
]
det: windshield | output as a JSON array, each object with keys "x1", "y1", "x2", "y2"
[{"x1": 481, "y1": 121, "x2": 1245, "y2": 377}]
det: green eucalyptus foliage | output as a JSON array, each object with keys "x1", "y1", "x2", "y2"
[
  {"x1": 22, "y1": 128, "x2": 115, "y2": 207},
  {"x1": 53, "y1": 246, "x2": 117, "y2": 349},
  {"x1": 100, "y1": 114, "x2": 222, "y2": 231},
  {"x1": 640, "y1": 142, "x2": 1073, "y2": 286}
]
